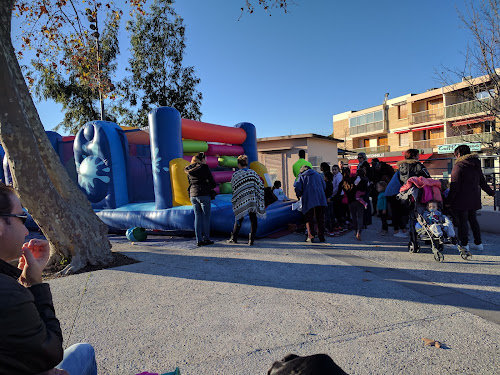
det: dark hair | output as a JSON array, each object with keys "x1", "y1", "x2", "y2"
[
  {"x1": 427, "y1": 200, "x2": 439, "y2": 207},
  {"x1": 376, "y1": 181, "x2": 387, "y2": 190},
  {"x1": 332, "y1": 164, "x2": 340, "y2": 171},
  {"x1": 320, "y1": 162, "x2": 330, "y2": 173},
  {"x1": 439, "y1": 178, "x2": 449, "y2": 190},
  {"x1": 357, "y1": 152, "x2": 367, "y2": 161},
  {"x1": 372, "y1": 158, "x2": 380, "y2": 164},
  {"x1": 0, "y1": 182, "x2": 15, "y2": 216},
  {"x1": 454, "y1": 144, "x2": 471, "y2": 157},
  {"x1": 324, "y1": 171, "x2": 333, "y2": 181},
  {"x1": 237, "y1": 154, "x2": 248, "y2": 167},
  {"x1": 298, "y1": 149, "x2": 306, "y2": 159},
  {"x1": 404, "y1": 149, "x2": 419, "y2": 160},
  {"x1": 197, "y1": 152, "x2": 205, "y2": 160},
  {"x1": 341, "y1": 167, "x2": 351, "y2": 179},
  {"x1": 273, "y1": 180, "x2": 281, "y2": 189}
]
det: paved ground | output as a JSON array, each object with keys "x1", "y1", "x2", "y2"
[{"x1": 47, "y1": 217, "x2": 500, "y2": 374}]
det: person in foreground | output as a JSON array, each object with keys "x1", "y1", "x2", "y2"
[
  {"x1": 0, "y1": 183, "x2": 97, "y2": 375},
  {"x1": 228, "y1": 155, "x2": 266, "y2": 245},
  {"x1": 449, "y1": 144, "x2": 495, "y2": 252},
  {"x1": 268, "y1": 353, "x2": 347, "y2": 375}
]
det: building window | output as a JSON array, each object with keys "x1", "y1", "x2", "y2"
[
  {"x1": 398, "y1": 104, "x2": 407, "y2": 119},
  {"x1": 399, "y1": 132, "x2": 409, "y2": 147},
  {"x1": 484, "y1": 120, "x2": 495, "y2": 132},
  {"x1": 349, "y1": 110, "x2": 383, "y2": 127},
  {"x1": 378, "y1": 136, "x2": 388, "y2": 146},
  {"x1": 484, "y1": 158, "x2": 494, "y2": 168},
  {"x1": 476, "y1": 90, "x2": 494, "y2": 100}
]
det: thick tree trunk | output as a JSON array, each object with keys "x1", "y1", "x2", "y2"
[{"x1": 0, "y1": 1, "x2": 112, "y2": 273}]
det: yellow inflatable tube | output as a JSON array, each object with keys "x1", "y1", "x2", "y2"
[
  {"x1": 169, "y1": 158, "x2": 191, "y2": 206},
  {"x1": 250, "y1": 161, "x2": 272, "y2": 188}
]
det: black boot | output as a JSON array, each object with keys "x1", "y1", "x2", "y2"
[
  {"x1": 248, "y1": 233, "x2": 255, "y2": 246},
  {"x1": 227, "y1": 233, "x2": 238, "y2": 244}
]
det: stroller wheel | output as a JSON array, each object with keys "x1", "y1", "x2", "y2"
[
  {"x1": 460, "y1": 251, "x2": 472, "y2": 260},
  {"x1": 434, "y1": 251, "x2": 444, "y2": 262},
  {"x1": 408, "y1": 242, "x2": 419, "y2": 253}
]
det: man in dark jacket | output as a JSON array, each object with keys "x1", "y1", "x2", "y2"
[
  {"x1": 0, "y1": 183, "x2": 96, "y2": 375},
  {"x1": 372, "y1": 158, "x2": 395, "y2": 184},
  {"x1": 449, "y1": 145, "x2": 495, "y2": 252}
]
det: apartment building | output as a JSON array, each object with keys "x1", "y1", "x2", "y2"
[{"x1": 332, "y1": 74, "x2": 500, "y2": 178}]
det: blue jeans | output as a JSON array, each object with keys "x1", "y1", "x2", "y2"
[
  {"x1": 191, "y1": 195, "x2": 212, "y2": 242},
  {"x1": 57, "y1": 343, "x2": 97, "y2": 375}
]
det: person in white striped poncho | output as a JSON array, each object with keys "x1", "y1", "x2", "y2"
[{"x1": 227, "y1": 155, "x2": 266, "y2": 245}]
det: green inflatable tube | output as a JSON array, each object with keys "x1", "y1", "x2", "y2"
[
  {"x1": 218, "y1": 156, "x2": 238, "y2": 168},
  {"x1": 182, "y1": 140, "x2": 208, "y2": 153},
  {"x1": 219, "y1": 182, "x2": 232, "y2": 194}
]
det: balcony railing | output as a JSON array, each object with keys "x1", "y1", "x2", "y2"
[
  {"x1": 445, "y1": 97, "x2": 495, "y2": 119},
  {"x1": 410, "y1": 138, "x2": 445, "y2": 149},
  {"x1": 408, "y1": 107, "x2": 444, "y2": 125},
  {"x1": 445, "y1": 132, "x2": 499, "y2": 145},
  {"x1": 353, "y1": 145, "x2": 390, "y2": 154},
  {"x1": 349, "y1": 120, "x2": 384, "y2": 136}
]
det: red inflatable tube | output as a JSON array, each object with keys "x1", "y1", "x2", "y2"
[
  {"x1": 212, "y1": 170, "x2": 234, "y2": 183},
  {"x1": 182, "y1": 155, "x2": 219, "y2": 169},
  {"x1": 206, "y1": 144, "x2": 245, "y2": 156},
  {"x1": 181, "y1": 118, "x2": 247, "y2": 144}
]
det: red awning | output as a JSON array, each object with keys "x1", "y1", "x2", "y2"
[
  {"x1": 452, "y1": 115, "x2": 495, "y2": 127},
  {"x1": 410, "y1": 124, "x2": 444, "y2": 132},
  {"x1": 394, "y1": 129, "x2": 411, "y2": 134}
]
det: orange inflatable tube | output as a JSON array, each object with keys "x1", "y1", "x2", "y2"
[{"x1": 181, "y1": 119, "x2": 247, "y2": 144}]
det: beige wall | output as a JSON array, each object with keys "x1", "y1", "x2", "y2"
[
  {"x1": 258, "y1": 136, "x2": 339, "y2": 198},
  {"x1": 332, "y1": 118, "x2": 350, "y2": 149},
  {"x1": 307, "y1": 138, "x2": 338, "y2": 168}
]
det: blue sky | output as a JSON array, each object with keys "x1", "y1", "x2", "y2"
[{"x1": 12, "y1": 0, "x2": 472, "y2": 138}]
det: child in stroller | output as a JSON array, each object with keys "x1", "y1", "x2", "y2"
[
  {"x1": 398, "y1": 177, "x2": 472, "y2": 262},
  {"x1": 420, "y1": 200, "x2": 456, "y2": 241}
]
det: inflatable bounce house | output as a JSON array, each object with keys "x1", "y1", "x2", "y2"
[
  {"x1": 1, "y1": 131, "x2": 77, "y2": 186},
  {"x1": 73, "y1": 107, "x2": 301, "y2": 236}
]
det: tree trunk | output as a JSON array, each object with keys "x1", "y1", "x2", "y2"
[{"x1": 0, "y1": 1, "x2": 112, "y2": 273}]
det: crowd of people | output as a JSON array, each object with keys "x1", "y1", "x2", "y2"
[
  {"x1": 289, "y1": 146, "x2": 495, "y2": 253},
  {"x1": 0, "y1": 145, "x2": 494, "y2": 374},
  {"x1": 183, "y1": 145, "x2": 495, "y2": 252}
]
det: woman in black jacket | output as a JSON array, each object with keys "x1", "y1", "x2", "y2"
[
  {"x1": 392, "y1": 149, "x2": 430, "y2": 238},
  {"x1": 449, "y1": 145, "x2": 495, "y2": 252},
  {"x1": 396, "y1": 148, "x2": 430, "y2": 184},
  {"x1": 184, "y1": 152, "x2": 216, "y2": 246}
]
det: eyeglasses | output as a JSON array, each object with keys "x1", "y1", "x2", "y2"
[{"x1": 0, "y1": 212, "x2": 28, "y2": 225}]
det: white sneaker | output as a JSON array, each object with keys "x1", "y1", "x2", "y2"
[
  {"x1": 471, "y1": 243, "x2": 483, "y2": 251},
  {"x1": 394, "y1": 232, "x2": 407, "y2": 238}
]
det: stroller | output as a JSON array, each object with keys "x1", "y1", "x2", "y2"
[{"x1": 397, "y1": 183, "x2": 472, "y2": 262}]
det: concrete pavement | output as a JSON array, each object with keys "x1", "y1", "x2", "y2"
[{"x1": 47, "y1": 218, "x2": 500, "y2": 374}]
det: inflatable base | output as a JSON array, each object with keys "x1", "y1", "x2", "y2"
[{"x1": 96, "y1": 194, "x2": 302, "y2": 237}]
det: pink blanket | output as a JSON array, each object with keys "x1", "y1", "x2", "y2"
[{"x1": 400, "y1": 176, "x2": 442, "y2": 203}]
